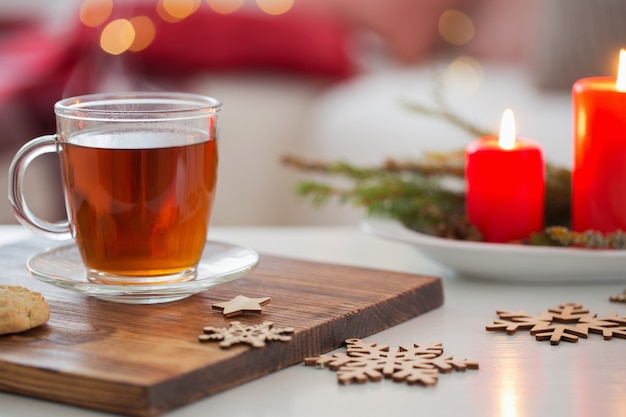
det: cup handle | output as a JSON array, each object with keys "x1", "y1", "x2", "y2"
[{"x1": 8, "y1": 135, "x2": 72, "y2": 240}]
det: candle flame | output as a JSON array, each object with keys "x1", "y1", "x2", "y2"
[
  {"x1": 498, "y1": 109, "x2": 516, "y2": 150},
  {"x1": 617, "y1": 49, "x2": 626, "y2": 92}
]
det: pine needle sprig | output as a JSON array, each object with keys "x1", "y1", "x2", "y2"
[
  {"x1": 401, "y1": 100, "x2": 491, "y2": 138},
  {"x1": 284, "y1": 155, "x2": 481, "y2": 240},
  {"x1": 399, "y1": 72, "x2": 492, "y2": 139},
  {"x1": 282, "y1": 153, "x2": 465, "y2": 180}
]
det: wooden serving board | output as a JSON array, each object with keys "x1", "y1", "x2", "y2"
[{"x1": 0, "y1": 238, "x2": 443, "y2": 416}]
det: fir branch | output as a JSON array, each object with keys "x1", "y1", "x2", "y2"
[
  {"x1": 383, "y1": 152, "x2": 465, "y2": 178},
  {"x1": 293, "y1": 182, "x2": 339, "y2": 207},
  {"x1": 287, "y1": 155, "x2": 481, "y2": 240},
  {"x1": 400, "y1": 74, "x2": 492, "y2": 138},
  {"x1": 282, "y1": 154, "x2": 465, "y2": 179},
  {"x1": 282, "y1": 156, "x2": 388, "y2": 181},
  {"x1": 401, "y1": 100, "x2": 491, "y2": 138}
]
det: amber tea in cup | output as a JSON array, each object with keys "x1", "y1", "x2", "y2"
[{"x1": 9, "y1": 92, "x2": 221, "y2": 285}]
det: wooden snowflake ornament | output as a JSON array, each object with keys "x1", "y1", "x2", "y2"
[
  {"x1": 610, "y1": 289, "x2": 626, "y2": 303},
  {"x1": 212, "y1": 295, "x2": 271, "y2": 317},
  {"x1": 486, "y1": 302, "x2": 626, "y2": 345},
  {"x1": 199, "y1": 321, "x2": 293, "y2": 348},
  {"x1": 305, "y1": 338, "x2": 478, "y2": 386}
]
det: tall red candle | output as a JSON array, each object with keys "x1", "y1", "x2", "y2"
[
  {"x1": 572, "y1": 50, "x2": 626, "y2": 233},
  {"x1": 465, "y1": 110, "x2": 545, "y2": 243}
]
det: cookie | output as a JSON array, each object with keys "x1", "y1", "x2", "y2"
[{"x1": 0, "y1": 285, "x2": 50, "y2": 335}]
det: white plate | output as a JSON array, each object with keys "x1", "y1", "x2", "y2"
[
  {"x1": 27, "y1": 241, "x2": 259, "y2": 304},
  {"x1": 362, "y1": 218, "x2": 626, "y2": 283}
]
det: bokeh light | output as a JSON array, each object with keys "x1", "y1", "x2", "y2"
[
  {"x1": 256, "y1": 0, "x2": 294, "y2": 15},
  {"x1": 128, "y1": 16, "x2": 156, "y2": 52},
  {"x1": 80, "y1": 0, "x2": 114, "y2": 27},
  {"x1": 89, "y1": 0, "x2": 297, "y2": 54},
  {"x1": 100, "y1": 19, "x2": 135, "y2": 55},
  {"x1": 206, "y1": 0, "x2": 245, "y2": 14},
  {"x1": 157, "y1": 0, "x2": 201, "y2": 22},
  {"x1": 438, "y1": 9, "x2": 475, "y2": 46},
  {"x1": 443, "y1": 55, "x2": 484, "y2": 94}
]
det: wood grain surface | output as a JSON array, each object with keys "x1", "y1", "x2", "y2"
[{"x1": 0, "y1": 238, "x2": 443, "y2": 416}]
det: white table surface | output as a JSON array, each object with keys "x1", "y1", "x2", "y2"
[{"x1": 1, "y1": 224, "x2": 626, "y2": 417}]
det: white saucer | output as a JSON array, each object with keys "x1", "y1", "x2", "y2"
[
  {"x1": 27, "y1": 241, "x2": 259, "y2": 304},
  {"x1": 362, "y1": 218, "x2": 626, "y2": 284}
]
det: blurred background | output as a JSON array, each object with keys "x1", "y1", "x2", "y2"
[{"x1": 1, "y1": 0, "x2": 626, "y2": 226}]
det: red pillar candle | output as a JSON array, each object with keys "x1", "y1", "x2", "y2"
[
  {"x1": 572, "y1": 49, "x2": 626, "y2": 233},
  {"x1": 465, "y1": 110, "x2": 545, "y2": 243}
]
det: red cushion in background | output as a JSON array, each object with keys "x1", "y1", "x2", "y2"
[
  {"x1": 2, "y1": 5, "x2": 355, "y2": 101},
  {"x1": 127, "y1": 5, "x2": 356, "y2": 79},
  {"x1": 0, "y1": 22, "x2": 71, "y2": 104}
]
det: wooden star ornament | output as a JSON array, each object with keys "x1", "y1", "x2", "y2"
[{"x1": 212, "y1": 295, "x2": 272, "y2": 317}]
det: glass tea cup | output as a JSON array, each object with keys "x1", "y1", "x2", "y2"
[{"x1": 8, "y1": 92, "x2": 221, "y2": 285}]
